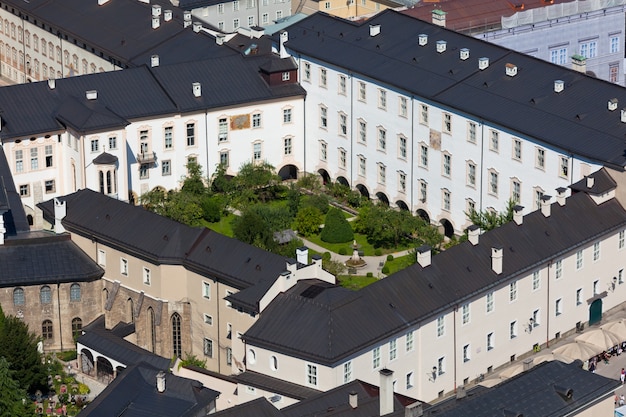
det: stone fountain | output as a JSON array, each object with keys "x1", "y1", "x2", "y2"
[{"x1": 344, "y1": 240, "x2": 366, "y2": 269}]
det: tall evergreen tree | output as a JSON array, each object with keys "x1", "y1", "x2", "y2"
[{"x1": 0, "y1": 357, "x2": 35, "y2": 417}]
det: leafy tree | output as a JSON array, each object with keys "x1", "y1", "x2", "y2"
[
  {"x1": 232, "y1": 210, "x2": 276, "y2": 252},
  {"x1": 164, "y1": 192, "x2": 204, "y2": 226},
  {"x1": 296, "y1": 173, "x2": 322, "y2": 192},
  {"x1": 178, "y1": 353, "x2": 206, "y2": 370},
  {"x1": 0, "y1": 357, "x2": 35, "y2": 417},
  {"x1": 180, "y1": 160, "x2": 208, "y2": 196},
  {"x1": 294, "y1": 206, "x2": 323, "y2": 237},
  {"x1": 273, "y1": 237, "x2": 304, "y2": 258},
  {"x1": 322, "y1": 258, "x2": 346, "y2": 277},
  {"x1": 245, "y1": 204, "x2": 293, "y2": 233},
  {"x1": 210, "y1": 163, "x2": 234, "y2": 195},
  {"x1": 231, "y1": 162, "x2": 283, "y2": 206},
  {"x1": 321, "y1": 208, "x2": 354, "y2": 243},
  {"x1": 303, "y1": 194, "x2": 330, "y2": 214},
  {"x1": 139, "y1": 187, "x2": 168, "y2": 216},
  {"x1": 465, "y1": 199, "x2": 516, "y2": 232},
  {"x1": 286, "y1": 184, "x2": 301, "y2": 218}
]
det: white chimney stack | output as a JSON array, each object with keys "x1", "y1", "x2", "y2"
[
  {"x1": 468, "y1": 225, "x2": 480, "y2": 245},
  {"x1": 478, "y1": 57, "x2": 489, "y2": 70},
  {"x1": 609, "y1": 98, "x2": 618, "y2": 111},
  {"x1": 279, "y1": 31, "x2": 290, "y2": 58},
  {"x1": 296, "y1": 246, "x2": 308, "y2": 265},
  {"x1": 0, "y1": 215, "x2": 6, "y2": 245},
  {"x1": 460, "y1": 48, "x2": 469, "y2": 60},
  {"x1": 98, "y1": 0, "x2": 110, "y2": 5},
  {"x1": 540, "y1": 195, "x2": 552, "y2": 217},
  {"x1": 192, "y1": 82, "x2": 201, "y2": 97},
  {"x1": 164, "y1": 10, "x2": 173, "y2": 21},
  {"x1": 151, "y1": 55, "x2": 159, "y2": 67},
  {"x1": 86, "y1": 90, "x2": 97, "y2": 100},
  {"x1": 586, "y1": 176, "x2": 595, "y2": 189},
  {"x1": 193, "y1": 22, "x2": 202, "y2": 32},
  {"x1": 184, "y1": 11, "x2": 192, "y2": 27},
  {"x1": 349, "y1": 391, "x2": 358, "y2": 409},
  {"x1": 556, "y1": 187, "x2": 567, "y2": 206},
  {"x1": 152, "y1": 17, "x2": 160, "y2": 29},
  {"x1": 416, "y1": 245, "x2": 431, "y2": 268},
  {"x1": 54, "y1": 198, "x2": 66, "y2": 234},
  {"x1": 436, "y1": 40, "x2": 446, "y2": 53},
  {"x1": 418, "y1": 34, "x2": 428, "y2": 46},
  {"x1": 554, "y1": 80, "x2": 564, "y2": 93},
  {"x1": 379, "y1": 369, "x2": 394, "y2": 416},
  {"x1": 505, "y1": 63, "x2": 517, "y2": 77},
  {"x1": 152, "y1": 5, "x2": 162, "y2": 16},
  {"x1": 431, "y1": 9, "x2": 447, "y2": 27},
  {"x1": 369, "y1": 24, "x2": 381, "y2": 37},
  {"x1": 491, "y1": 247, "x2": 503, "y2": 275},
  {"x1": 513, "y1": 205, "x2": 524, "y2": 225},
  {"x1": 156, "y1": 371, "x2": 166, "y2": 393},
  {"x1": 48, "y1": 78, "x2": 56, "y2": 89},
  {"x1": 621, "y1": 108, "x2": 626, "y2": 123}
]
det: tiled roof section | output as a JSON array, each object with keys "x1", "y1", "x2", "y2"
[
  {"x1": 78, "y1": 361, "x2": 219, "y2": 417},
  {"x1": 244, "y1": 190, "x2": 626, "y2": 364},
  {"x1": 0, "y1": 233, "x2": 104, "y2": 287},
  {"x1": 259, "y1": 56, "x2": 299, "y2": 73},
  {"x1": 0, "y1": 146, "x2": 29, "y2": 234},
  {"x1": 235, "y1": 370, "x2": 323, "y2": 400},
  {"x1": 279, "y1": 10, "x2": 626, "y2": 168},
  {"x1": 570, "y1": 167, "x2": 617, "y2": 194},
  {"x1": 212, "y1": 398, "x2": 284, "y2": 417},
  {"x1": 78, "y1": 316, "x2": 171, "y2": 370},
  {"x1": 429, "y1": 360, "x2": 619, "y2": 417}
]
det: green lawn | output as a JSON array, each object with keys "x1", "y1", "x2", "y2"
[
  {"x1": 337, "y1": 274, "x2": 379, "y2": 290},
  {"x1": 205, "y1": 213, "x2": 236, "y2": 237},
  {"x1": 383, "y1": 253, "x2": 416, "y2": 274},
  {"x1": 306, "y1": 233, "x2": 412, "y2": 256}
]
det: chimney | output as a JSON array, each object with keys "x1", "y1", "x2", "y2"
[
  {"x1": 431, "y1": 9, "x2": 447, "y2": 27},
  {"x1": 379, "y1": 369, "x2": 394, "y2": 416},
  {"x1": 540, "y1": 195, "x2": 552, "y2": 217},
  {"x1": 505, "y1": 63, "x2": 517, "y2": 77},
  {"x1": 460, "y1": 48, "x2": 469, "y2": 60},
  {"x1": 54, "y1": 198, "x2": 66, "y2": 234},
  {"x1": 369, "y1": 24, "x2": 381, "y2": 37},
  {"x1": 554, "y1": 79, "x2": 564, "y2": 93},
  {"x1": 436, "y1": 40, "x2": 446, "y2": 53},
  {"x1": 216, "y1": 35, "x2": 225, "y2": 45},
  {"x1": 151, "y1": 55, "x2": 159, "y2": 67},
  {"x1": 467, "y1": 225, "x2": 480, "y2": 245},
  {"x1": 48, "y1": 78, "x2": 56, "y2": 89},
  {"x1": 156, "y1": 371, "x2": 166, "y2": 393},
  {"x1": 296, "y1": 246, "x2": 308, "y2": 265},
  {"x1": 586, "y1": 175, "x2": 595, "y2": 189},
  {"x1": 621, "y1": 108, "x2": 626, "y2": 123},
  {"x1": 193, "y1": 22, "x2": 202, "y2": 32},
  {"x1": 609, "y1": 98, "x2": 618, "y2": 111},
  {"x1": 456, "y1": 385, "x2": 466, "y2": 399},
  {"x1": 478, "y1": 57, "x2": 489, "y2": 70},
  {"x1": 184, "y1": 10, "x2": 192, "y2": 27},
  {"x1": 418, "y1": 33, "x2": 428, "y2": 46},
  {"x1": 405, "y1": 402, "x2": 423, "y2": 417},
  {"x1": 152, "y1": 4, "x2": 162, "y2": 16},
  {"x1": 416, "y1": 245, "x2": 431, "y2": 268},
  {"x1": 556, "y1": 187, "x2": 567, "y2": 206},
  {"x1": 152, "y1": 17, "x2": 160, "y2": 29},
  {"x1": 491, "y1": 247, "x2": 503, "y2": 274},
  {"x1": 0, "y1": 214, "x2": 6, "y2": 245},
  {"x1": 349, "y1": 391, "x2": 358, "y2": 409},
  {"x1": 571, "y1": 54, "x2": 586, "y2": 73},
  {"x1": 164, "y1": 10, "x2": 173, "y2": 21},
  {"x1": 513, "y1": 205, "x2": 524, "y2": 225},
  {"x1": 86, "y1": 90, "x2": 97, "y2": 100},
  {"x1": 522, "y1": 357, "x2": 533, "y2": 371},
  {"x1": 98, "y1": 0, "x2": 110, "y2": 5},
  {"x1": 192, "y1": 82, "x2": 201, "y2": 97},
  {"x1": 279, "y1": 30, "x2": 290, "y2": 58}
]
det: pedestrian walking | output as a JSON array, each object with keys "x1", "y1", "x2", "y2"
[
  {"x1": 621, "y1": 368, "x2": 625, "y2": 384},
  {"x1": 620, "y1": 394, "x2": 625, "y2": 406}
]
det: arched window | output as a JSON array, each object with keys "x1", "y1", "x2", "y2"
[
  {"x1": 171, "y1": 313, "x2": 182, "y2": 358},
  {"x1": 40, "y1": 286, "x2": 51, "y2": 304},
  {"x1": 71, "y1": 317, "x2": 82, "y2": 339},
  {"x1": 70, "y1": 284, "x2": 81, "y2": 301},
  {"x1": 99, "y1": 171, "x2": 104, "y2": 193},
  {"x1": 102, "y1": 288, "x2": 109, "y2": 307},
  {"x1": 13, "y1": 288, "x2": 24, "y2": 305},
  {"x1": 42, "y1": 320, "x2": 53, "y2": 340},
  {"x1": 127, "y1": 298, "x2": 134, "y2": 323},
  {"x1": 147, "y1": 307, "x2": 156, "y2": 353}
]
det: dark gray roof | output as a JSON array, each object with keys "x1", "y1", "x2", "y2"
[
  {"x1": 93, "y1": 152, "x2": 119, "y2": 165},
  {"x1": 235, "y1": 370, "x2": 322, "y2": 400},
  {"x1": 78, "y1": 316, "x2": 171, "y2": 370},
  {"x1": 570, "y1": 167, "x2": 618, "y2": 195},
  {"x1": 278, "y1": 10, "x2": 626, "y2": 168},
  {"x1": 77, "y1": 361, "x2": 219, "y2": 417},
  {"x1": 426, "y1": 361, "x2": 619, "y2": 417},
  {"x1": 38, "y1": 190, "x2": 288, "y2": 311},
  {"x1": 212, "y1": 398, "x2": 284, "y2": 417},
  {"x1": 244, "y1": 190, "x2": 626, "y2": 365}
]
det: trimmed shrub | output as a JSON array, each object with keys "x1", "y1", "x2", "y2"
[
  {"x1": 338, "y1": 247, "x2": 348, "y2": 255},
  {"x1": 374, "y1": 248, "x2": 383, "y2": 256},
  {"x1": 321, "y1": 207, "x2": 354, "y2": 243},
  {"x1": 382, "y1": 265, "x2": 390, "y2": 274},
  {"x1": 386, "y1": 254, "x2": 394, "y2": 261},
  {"x1": 322, "y1": 251, "x2": 332, "y2": 262},
  {"x1": 366, "y1": 272, "x2": 373, "y2": 278}
]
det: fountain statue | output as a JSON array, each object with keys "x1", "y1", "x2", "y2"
[{"x1": 345, "y1": 240, "x2": 366, "y2": 268}]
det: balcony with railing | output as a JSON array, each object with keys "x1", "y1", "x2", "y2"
[{"x1": 137, "y1": 150, "x2": 157, "y2": 164}]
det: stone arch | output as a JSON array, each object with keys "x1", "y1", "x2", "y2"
[
  {"x1": 96, "y1": 356, "x2": 114, "y2": 384},
  {"x1": 439, "y1": 218, "x2": 454, "y2": 238},
  {"x1": 80, "y1": 349, "x2": 94, "y2": 376},
  {"x1": 152, "y1": 185, "x2": 166, "y2": 193},
  {"x1": 356, "y1": 184, "x2": 370, "y2": 199},
  {"x1": 317, "y1": 168, "x2": 331, "y2": 185},
  {"x1": 396, "y1": 200, "x2": 409, "y2": 211},
  {"x1": 416, "y1": 209, "x2": 430, "y2": 223},
  {"x1": 376, "y1": 192, "x2": 389, "y2": 206},
  {"x1": 278, "y1": 164, "x2": 298, "y2": 180},
  {"x1": 336, "y1": 176, "x2": 349, "y2": 187}
]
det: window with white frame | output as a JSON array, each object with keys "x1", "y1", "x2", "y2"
[
  {"x1": 559, "y1": 156, "x2": 568, "y2": 178},
  {"x1": 372, "y1": 346, "x2": 381, "y2": 368},
  {"x1": 532, "y1": 309, "x2": 540, "y2": 327},
  {"x1": 489, "y1": 170, "x2": 498, "y2": 195},
  {"x1": 91, "y1": 139, "x2": 99, "y2": 153},
  {"x1": 399, "y1": 172, "x2": 406, "y2": 193},
  {"x1": 220, "y1": 151, "x2": 229, "y2": 167},
  {"x1": 339, "y1": 113, "x2": 347, "y2": 136},
  {"x1": 535, "y1": 148, "x2": 545, "y2": 170},
  {"x1": 437, "y1": 357, "x2": 445, "y2": 375},
  {"x1": 233, "y1": 18, "x2": 240, "y2": 29},
  {"x1": 549, "y1": 46, "x2": 568, "y2": 65},
  {"x1": 419, "y1": 180, "x2": 427, "y2": 203},
  {"x1": 284, "y1": 137, "x2": 292, "y2": 155},
  {"x1": 377, "y1": 127, "x2": 386, "y2": 150},
  {"x1": 163, "y1": 126, "x2": 173, "y2": 149},
  {"x1": 358, "y1": 155, "x2": 366, "y2": 176},
  {"x1": 262, "y1": 12, "x2": 269, "y2": 24},
  {"x1": 203, "y1": 338, "x2": 213, "y2": 357},
  {"x1": 319, "y1": 68, "x2": 327, "y2": 87},
  {"x1": 218, "y1": 118, "x2": 228, "y2": 142},
  {"x1": 555, "y1": 298, "x2": 563, "y2": 315},
  {"x1": 437, "y1": 315, "x2": 445, "y2": 337},
  {"x1": 307, "y1": 364, "x2": 318, "y2": 386},
  {"x1": 466, "y1": 199, "x2": 476, "y2": 217},
  {"x1": 467, "y1": 122, "x2": 476, "y2": 143},
  {"x1": 513, "y1": 139, "x2": 522, "y2": 161},
  {"x1": 226, "y1": 290, "x2": 234, "y2": 307},
  {"x1": 121, "y1": 258, "x2": 128, "y2": 275},
  {"x1": 442, "y1": 189, "x2": 451, "y2": 211},
  {"x1": 252, "y1": 113, "x2": 261, "y2": 128},
  {"x1": 320, "y1": 141, "x2": 327, "y2": 161},
  {"x1": 339, "y1": 148, "x2": 346, "y2": 169},
  {"x1": 610, "y1": 35, "x2": 620, "y2": 53},
  {"x1": 442, "y1": 153, "x2": 451, "y2": 177},
  {"x1": 486, "y1": 292, "x2": 494, "y2": 313},
  {"x1": 399, "y1": 97, "x2": 408, "y2": 117},
  {"x1": 218, "y1": 3, "x2": 224, "y2": 13},
  {"x1": 467, "y1": 162, "x2": 476, "y2": 187},
  {"x1": 398, "y1": 135, "x2": 407, "y2": 159},
  {"x1": 283, "y1": 108, "x2": 292, "y2": 124},
  {"x1": 357, "y1": 120, "x2": 367, "y2": 143},
  {"x1": 319, "y1": 106, "x2": 327, "y2": 128},
  {"x1": 487, "y1": 332, "x2": 494, "y2": 350},
  {"x1": 511, "y1": 179, "x2": 521, "y2": 203},
  {"x1": 593, "y1": 242, "x2": 600, "y2": 262},
  {"x1": 555, "y1": 259, "x2": 562, "y2": 279},
  {"x1": 532, "y1": 271, "x2": 540, "y2": 291},
  {"x1": 489, "y1": 130, "x2": 499, "y2": 152},
  {"x1": 19, "y1": 184, "x2": 30, "y2": 197},
  {"x1": 203, "y1": 282, "x2": 210, "y2": 299},
  {"x1": 463, "y1": 344, "x2": 470, "y2": 362},
  {"x1": 358, "y1": 82, "x2": 366, "y2": 101},
  {"x1": 579, "y1": 39, "x2": 597, "y2": 58},
  {"x1": 593, "y1": 280, "x2": 599, "y2": 295},
  {"x1": 420, "y1": 104, "x2": 428, "y2": 125},
  {"x1": 389, "y1": 339, "x2": 397, "y2": 361},
  {"x1": 98, "y1": 249, "x2": 106, "y2": 266},
  {"x1": 45, "y1": 145, "x2": 53, "y2": 167},
  {"x1": 15, "y1": 150, "x2": 23, "y2": 173},
  {"x1": 204, "y1": 314, "x2": 213, "y2": 325},
  {"x1": 443, "y1": 113, "x2": 451, "y2": 133},
  {"x1": 620, "y1": 230, "x2": 625, "y2": 249},
  {"x1": 509, "y1": 281, "x2": 517, "y2": 302},
  {"x1": 253, "y1": 142, "x2": 262, "y2": 161},
  {"x1": 303, "y1": 62, "x2": 311, "y2": 81},
  {"x1": 343, "y1": 361, "x2": 352, "y2": 383},
  {"x1": 535, "y1": 189, "x2": 544, "y2": 210},
  {"x1": 510, "y1": 321, "x2": 517, "y2": 338},
  {"x1": 420, "y1": 144, "x2": 428, "y2": 168},
  {"x1": 576, "y1": 250, "x2": 583, "y2": 270},
  {"x1": 143, "y1": 267, "x2": 151, "y2": 285},
  {"x1": 378, "y1": 164, "x2": 386, "y2": 184},
  {"x1": 462, "y1": 303, "x2": 470, "y2": 325},
  {"x1": 378, "y1": 89, "x2": 386, "y2": 109},
  {"x1": 406, "y1": 331, "x2": 414, "y2": 351},
  {"x1": 339, "y1": 75, "x2": 347, "y2": 95},
  {"x1": 576, "y1": 288, "x2": 583, "y2": 305}
]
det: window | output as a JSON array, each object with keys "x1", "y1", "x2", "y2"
[
  {"x1": 339, "y1": 75, "x2": 346, "y2": 95},
  {"x1": 307, "y1": 364, "x2": 318, "y2": 386},
  {"x1": 593, "y1": 242, "x2": 600, "y2": 262},
  {"x1": 511, "y1": 180, "x2": 521, "y2": 203},
  {"x1": 339, "y1": 148, "x2": 346, "y2": 168},
  {"x1": 42, "y1": 320, "x2": 53, "y2": 340},
  {"x1": 226, "y1": 348, "x2": 232, "y2": 365},
  {"x1": 281, "y1": 71, "x2": 289, "y2": 81},
  {"x1": 490, "y1": 130, "x2": 499, "y2": 152},
  {"x1": 406, "y1": 331, "x2": 414, "y2": 351},
  {"x1": 620, "y1": 230, "x2": 625, "y2": 250},
  {"x1": 218, "y1": 118, "x2": 228, "y2": 142},
  {"x1": 559, "y1": 156, "x2": 568, "y2": 178},
  {"x1": 343, "y1": 361, "x2": 352, "y2": 383},
  {"x1": 358, "y1": 155, "x2": 366, "y2": 176},
  {"x1": 489, "y1": 171, "x2": 498, "y2": 195},
  {"x1": 45, "y1": 180, "x2": 55, "y2": 193},
  {"x1": 462, "y1": 303, "x2": 470, "y2": 325},
  {"x1": 579, "y1": 40, "x2": 597, "y2": 58},
  {"x1": 617, "y1": 269, "x2": 622, "y2": 284},
  {"x1": 486, "y1": 292, "x2": 494, "y2": 313},
  {"x1": 576, "y1": 288, "x2": 583, "y2": 305},
  {"x1": 253, "y1": 142, "x2": 262, "y2": 161},
  {"x1": 437, "y1": 357, "x2": 445, "y2": 375},
  {"x1": 320, "y1": 141, "x2": 327, "y2": 161},
  {"x1": 513, "y1": 139, "x2": 522, "y2": 161},
  {"x1": 71, "y1": 317, "x2": 82, "y2": 339},
  {"x1": 358, "y1": 120, "x2": 366, "y2": 143},
  {"x1": 593, "y1": 280, "x2": 599, "y2": 295},
  {"x1": 487, "y1": 332, "x2": 494, "y2": 350},
  {"x1": 339, "y1": 113, "x2": 347, "y2": 136},
  {"x1": 226, "y1": 290, "x2": 234, "y2": 308},
  {"x1": 143, "y1": 267, "x2": 151, "y2": 285},
  {"x1": 509, "y1": 321, "x2": 517, "y2": 339},
  {"x1": 319, "y1": 68, "x2": 327, "y2": 87},
  {"x1": 283, "y1": 108, "x2": 292, "y2": 124},
  {"x1": 532, "y1": 271, "x2": 540, "y2": 291},
  {"x1": 248, "y1": 16, "x2": 255, "y2": 26},
  {"x1": 378, "y1": 164, "x2": 386, "y2": 184},
  {"x1": 284, "y1": 137, "x2": 292, "y2": 155},
  {"x1": 420, "y1": 144, "x2": 428, "y2": 168},
  {"x1": 15, "y1": 150, "x2": 23, "y2": 173},
  {"x1": 303, "y1": 62, "x2": 311, "y2": 81},
  {"x1": 509, "y1": 281, "x2": 517, "y2": 302},
  {"x1": 108, "y1": 136, "x2": 117, "y2": 150},
  {"x1": 535, "y1": 148, "x2": 545, "y2": 169},
  {"x1": 389, "y1": 339, "x2": 397, "y2": 361},
  {"x1": 377, "y1": 127, "x2": 386, "y2": 150},
  {"x1": 419, "y1": 180, "x2": 427, "y2": 203},
  {"x1": 226, "y1": 323, "x2": 232, "y2": 339},
  {"x1": 13, "y1": 288, "x2": 24, "y2": 305},
  {"x1": 399, "y1": 97, "x2": 408, "y2": 117},
  {"x1": 549, "y1": 46, "x2": 568, "y2": 65},
  {"x1": 442, "y1": 189, "x2": 451, "y2": 211},
  {"x1": 555, "y1": 259, "x2": 563, "y2": 279},
  {"x1": 610, "y1": 63, "x2": 619, "y2": 83},
  {"x1": 203, "y1": 338, "x2": 213, "y2": 357},
  {"x1": 399, "y1": 172, "x2": 406, "y2": 193},
  {"x1": 406, "y1": 372, "x2": 414, "y2": 389},
  {"x1": 45, "y1": 145, "x2": 53, "y2": 167},
  {"x1": 443, "y1": 113, "x2": 451, "y2": 133},
  {"x1": 420, "y1": 104, "x2": 428, "y2": 124},
  {"x1": 467, "y1": 122, "x2": 476, "y2": 143},
  {"x1": 555, "y1": 298, "x2": 563, "y2": 315},
  {"x1": 162, "y1": 160, "x2": 171, "y2": 176},
  {"x1": 324, "y1": 1, "x2": 330, "y2": 8},
  {"x1": 19, "y1": 184, "x2": 29, "y2": 197},
  {"x1": 463, "y1": 344, "x2": 470, "y2": 362},
  {"x1": 90, "y1": 139, "x2": 99, "y2": 153},
  {"x1": 233, "y1": 0, "x2": 240, "y2": 10},
  {"x1": 437, "y1": 316, "x2": 445, "y2": 337},
  {"x1": 319, "y1": 106, "x2": 327, "y2": 128},
  {"x1": 183, "y1": 123, "x2": 195, "y2": 147},
  {"x1": 399, "y1": 136, "x2": 407, "y2": 159},
  {"x1": 39, "y1": 286, "x2": 52, "y2": 304},
  {"x1": 70, "y1": 284, "x2": 81, "y2": 301},
  {"x1": 204, "y1": 314, "x2": 213, "y2": 325},
  {"x1": 442, "y1": 153, "x2": 451, "y2": 177},
  {"x1": 611, "y1": 35, "x2": 620, "y2": 53},
  {"x1": 262, "y1": 13, "x2": 269, "y2": 24},
  {"x1": 532, "y1": 309, "x2": 540, "y2": 327},
  {"x1": 28, "y1": 148, "x2": 37, "y2": 169},
  {"x1": 203, "y1": 282, "x2": 211, "y2": 299},
  {"x1": 378, "y1": 89, "x2": 387, "y2": 109},
  {"x1": 252, "y1": 113, "x2": 261, "y2": 128},
  {"x1": 172, "y1": 313, "x2": 182, "y2": 358},
  {"x1": 121, "y1": 258, "x2": 128, "y2": 275},
  {"x1": 358, "y1": 82, "x2": 366, "y2": 101},
  {"x1": 576, "y1": 250, "x2": 583, "y2": 270},
  {"x1": 535, "y1": 189, "x2": 544, "y2": 210}
]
